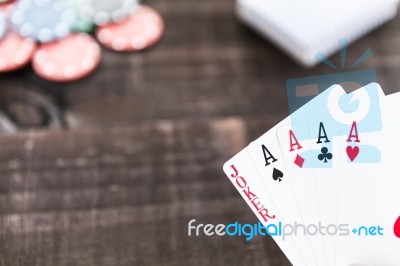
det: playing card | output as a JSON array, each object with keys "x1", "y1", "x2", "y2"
[
  {"x1": 307, "y1": 82, "x2": 386, "y2": 266},
  {"x1": 276, "y1": 119, "x2": 327, "y2": 265},
  {"x1": 307, "y1": 114, "x2": 340, "y2": 266},
  {"x1": 385, "y1": 91, "x2": 400, "y2": 108},
  {"x1": 223, "y1": 150, "x2": 305, "y2": 265},
  {"x1": 337, "y1": 87, "x2": 400, "y2": 265},
  {"x1": 248, "y1": 128, "x2": 318, "y2": 265},
  {"x1": 335, "y1": 91, "x2": 400, "y2": 265}
]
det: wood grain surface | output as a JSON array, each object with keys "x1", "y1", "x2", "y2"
[{"x1": 0, "y1": 0, "x2": 399, "y2": 265}]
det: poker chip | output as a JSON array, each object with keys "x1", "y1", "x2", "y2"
[
  {"x1": 11, "y1": 0, "x2": 76, "y2": 43},
  {"x1": 72, "y1": 17, "x2": 94, "y2": 33},
  {"x1": 63, "y1": 0, "x2": 94, "y2": 33},
  {"x1": 0, "y1": 30, "x2": 37, "y2": 72},
  {"x1": 0, "y1": 0, "x2": 15, "y2": 5},
  {"x1": 0, "y1": 1, "x2": 16, "y2": 14},
  {"x1": 77, "y1": 0, "x2": 138, "y2": 26},
  {"x1": 32, "y1": 33, "x2": 101, "y2": 82},
  {"x1": 96, "y1": 5, "x2": 164, "y2": 52},
  {"x1": 0, "y1": 12, "x2": 6, "y2": 39}
]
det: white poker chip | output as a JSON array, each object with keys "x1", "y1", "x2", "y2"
[
  {"x1": 0, "y1": 11, "x2": 6, "y2": 39},
  {"x1": 11, "y1": 0, "x2": 76, "y2": 43},
  {"x1": 77, "y1": 0, "x2": 139, "y2": 26}
]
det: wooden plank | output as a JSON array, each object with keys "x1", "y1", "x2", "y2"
[
  {"x1": 0, "y1": 116, "x2": 289, "y2": 265},
  {"x1": 0, "y1": 0, "x2": 399, "y2": 264}
]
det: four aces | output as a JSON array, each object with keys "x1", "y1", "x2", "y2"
[{"x1": 222, "y1": 84, "x2": 400, "y2": 265}]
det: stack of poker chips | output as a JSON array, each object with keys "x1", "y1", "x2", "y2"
[{"x1": 0, "y1": 0, "x2": 164, "y2": 82}]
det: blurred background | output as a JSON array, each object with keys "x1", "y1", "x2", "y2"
[{"x1": 0, "y1": 0, "x2": 399, "y2": 265}]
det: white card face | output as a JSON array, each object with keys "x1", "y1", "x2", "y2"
[
  {"x1": 336, "y1": 98, "x2": 400, "y2": 265},
  {"x1": 223, "y1": 150, "x2": 305, "y2": 266},
  {"x1": 276, "y1": 119, "x2": 327, "y2": 265},
  {"x1": 308, "y1": 114, "x2": 341, "y2": 266},
  {"x1": 307, "y1": 83, "x2": 386, "y2": 266},
  {"x1": 248, "y1": 129, "x2": 318, "y2": 266},
  {"x1": 385, "y1": 91, "x2": 400, "y2": 108}
]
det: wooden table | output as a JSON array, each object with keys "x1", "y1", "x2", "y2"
[{"x1": 0, "y1": 0, "x2": 399, "y2": 265}]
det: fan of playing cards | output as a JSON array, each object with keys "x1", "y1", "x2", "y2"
[{"x1": 223, "y1": 82, "x2": 400, "y2": 266}]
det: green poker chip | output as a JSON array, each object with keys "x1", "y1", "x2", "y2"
[
  {"x1": 72, "y1": 16, "x2": 94, "y2": 32},
  {"x1": 77, "y1": 0, "x2": 139, "y2": 26},
  {"x1": 64, "y1": 0, "x2": 94, "y2": 33}
]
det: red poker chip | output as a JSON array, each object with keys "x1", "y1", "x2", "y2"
[
  {"x1": 32, "y1": 33, "x2": 101, "y2": 82},
  {"x1": 96, "y1": 5, "x2": 164, "y2": 52},
  {"x1": 0, "y1": 1, "x2": 15, "y2": 13},
  {"x1": 0, "y1": 0, "x2": 15, "y2": 7},
  {"x1": 0, "y1": 30, "x2": 37, "y2": 72}
]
